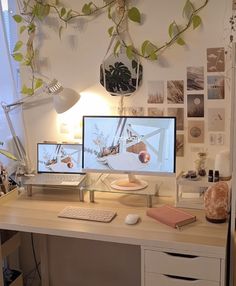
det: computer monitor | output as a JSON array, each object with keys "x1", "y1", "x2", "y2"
[
  {"x1": 82, "y1": 116, "x2": 176, "y2": 190},
  {"x1": 37, "y1": 143, "x2": 82, "y2": 173}
]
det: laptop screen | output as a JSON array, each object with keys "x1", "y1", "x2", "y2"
[{"x1": 37, "y1": 143, "x2": 83, "y2": 174}]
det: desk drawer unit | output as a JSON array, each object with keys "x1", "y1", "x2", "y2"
[{"x1": 143, "y1": 249, "x2": 222, "y2": 286}]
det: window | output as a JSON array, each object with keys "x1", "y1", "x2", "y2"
[{"x1": 0, "y1": 0, "x2": 23, "y2": 172}]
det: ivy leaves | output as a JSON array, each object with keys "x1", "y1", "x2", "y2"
[{"x1": 11, "y1": 0, "x2": 208, "y2": 95}]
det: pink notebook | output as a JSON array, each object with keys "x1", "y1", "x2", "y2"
[{"x1": 146, "y1": 205, "x2": 196, "y2": 229}]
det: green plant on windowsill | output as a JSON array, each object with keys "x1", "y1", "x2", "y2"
[{"x1": 12, "y1": 0, "x2": 208, "y2": 96}]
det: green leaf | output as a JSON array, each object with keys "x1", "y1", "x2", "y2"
[
  {"x1": 13, "y1": 14, "x2": 22, "y2": 23},
  {"x1": 141, "y1": 40, "x2": 150, "y2": 56},
  {"x1": 168, "y1": 21, "x2": 179, "y2": 38},
  {"x1": 192, "y1": 15, "x2": 202, "y2": 29},
  {"x1": 149, "y1": 52, "x2": 158, "y2": 61},
  {"x1": 82, "y1": 3, "x2": 92, "y2": 15},
  {"x1": 35, "y1": 78, "x2": 43, "y2": 89},
  {"x1": 107, "y1": 5, "x2": 112, "y2": 19},
  {"x1": 108, "y1": 26, "x2": 114, "y2": 37},
  {"x1": 0, "y1": 149, "x2": 17, "y2": 161},
  {"x1": 21, "y1": 85, "x2": 33, "y2": 95},
  {"x1": 176, "y1": 37, "x2": 186, "y2": 46},
  {"x1": 28, "y1": 23, "x2": 36, "y2": 33},
  {"x1": 113, "y1": 40, "x2": 120, "y2": 55},
  {"x1": 126, "y1": 45, "x2": 133, "y2": 60},
  {"x1": 59, "y1": 26, "x2": 63, "y2": 39},
  {"x1": 66, "y1": 9, "x2": 72, "y2": 20},
  {"x1": 13, "y1": 40, "x2": 23, "y2": 52},
  {"x1": 182, "y1": 0, "x2": 194, "y2": 19},
  {"x1": 12, "y1": 53, "x2": 23, "y2": 62},
  {"x1": 20, "y1": 25, "x2": 27, "y2": 34},
  {"x1": 128, "y1": 7, "x2": 141, "y2": 23},
  {"x1": 60, "y1": 7, "x2": 66, "y2": 17}
]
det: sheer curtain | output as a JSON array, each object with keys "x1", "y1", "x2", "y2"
[{"x1": 0, "y1": 0, "x2": 24, "y2": 173}]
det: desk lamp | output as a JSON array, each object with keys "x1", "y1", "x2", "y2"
[{"x1": 1, "y1": 79, "x2": 80, "y2": 174}]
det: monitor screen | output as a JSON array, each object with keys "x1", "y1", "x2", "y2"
[
  {"x1": 37, "y1": 143, "x2": 83, "y2": 173},
  {"x1": 82, "y1": 116, "x2": 176, "y2": 176}
]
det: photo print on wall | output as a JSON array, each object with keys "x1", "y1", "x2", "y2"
[
  {"x1": 233, "y1": 0, "x2": 236, "y2": 10},
  {"x1": 147, "y1": 107, "x2": 164, "y2": 117},
  {"x1": 125, "y1": 107, "x2": 145, "y2": 116},
  {"x1": 208, "y1": 108, "x2": 225, "y2": 131},
  {"x1": 188, "y1": 120, "x2": 204, "y2": 143},
  {"x1": 207, "y1": 47, "x2": 225, "y2": 72},
  {"x1": 147, "y1": 81, "x2": 164, "y2": 104},
  {"x1": 167, "y1": 80, "x2": 184, "y2": 104},
  {"x1": 187, "y1": 94, "x2": 204, "y2": 117},
  {"x1": 187, "y1": 67, "x2": 204, "y2": 90},
  {"x1": 167, "y1": 108, "x2": 184, "y2": 130},
  {"x1": 207, "y1": 75, "x2": 225, "y2": 99},
  {"x1": 176, "y1": 134, "x2": 184, "y2": 157}
]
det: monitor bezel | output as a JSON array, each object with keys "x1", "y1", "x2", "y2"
[
  {"x1": 82, "y1": 115, "x2": 176, "y2": 176},
  {"x1": 37, "y1": 142, "x2": 84, "y2": 174}
]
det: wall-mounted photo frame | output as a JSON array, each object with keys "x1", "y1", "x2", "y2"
[
  {"x1": 147, "y1": 107, "x2": 164, "y2": 116},
  {"x1": 188, "y1": 120, "x2": 204, "y2": 143},
  {"x1": 187, "y1": 94, "x2": 204, "y2": 117},
  {"x1": 167, "y1": 80, "x2": 184, "y2": 104},
  {"x1": 167, "y1": 108, "x2": 184, "y2": 130},
  {"x1": 176, "y1": 134, "x2": 184, "y2": 157},
  {"x1": 207, "y1": 75, "x2": 225, "y2": 99},
  {"x1": 187, "y1": 66, "x2": 204, "y2": 90},
  {"x1": 207, "y1": 47, "x2": 225, "y2": 72},
  {"x1": 208, "y1": 108, "x2": 225, "y2": 131},
  {"x1": 147, "y1": 81, "x2": 164, "y2": 104}
]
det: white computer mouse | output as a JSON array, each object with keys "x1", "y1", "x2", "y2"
[{"x1": 124, "y1": 214, "x2": 140, "y2": 225}]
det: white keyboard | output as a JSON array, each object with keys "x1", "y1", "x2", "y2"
[{"x1": 58, "y1": 206, "x2": 116, "y2": 223}]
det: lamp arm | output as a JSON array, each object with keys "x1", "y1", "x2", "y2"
[{"x1": 2, "y1": 102, "x2": 28, "y2": 167}]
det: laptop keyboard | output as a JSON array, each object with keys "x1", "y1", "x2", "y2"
[{"x1": 58, "y1": 206, "x2": 117, "y2": 223}]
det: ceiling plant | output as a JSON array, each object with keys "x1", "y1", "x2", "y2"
[{"x1": 12, "y1": 0, "x2": 209, "y2": 95}]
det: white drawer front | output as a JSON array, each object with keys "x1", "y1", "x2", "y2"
[
  {"x1": 144, "y1": 250, "x2": 220, "y2": 281},
  {"x1": 146, "y1": 272, "x2": 219, "y2": 286}
]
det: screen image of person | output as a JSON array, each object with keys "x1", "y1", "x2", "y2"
[
  {"x1": 38, "y1": 143, "x2": 82, "y2": 173},
  {"x1": 83, "y1": 116, "x2": 176, "y2": 175}
]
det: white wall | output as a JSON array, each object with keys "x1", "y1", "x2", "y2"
[{"x1": 22, "y1": 0, "x2": 233, "y2": 176}]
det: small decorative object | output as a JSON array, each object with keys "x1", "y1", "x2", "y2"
[
  {"x1": 214, "y1": 150, "x2": 231, "y2": 180},
  {"x1": 204, "y1": 181, "x2": 229, "y2": 223},
  {"x1": 195, "y1": 151, "x2": 207, "y2": 176},
  {"x1": 208, "y1": 169, "x2": 213, "y2": 182}
]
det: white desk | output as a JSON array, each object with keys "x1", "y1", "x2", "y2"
[{"x1": 0, "y1": 187, "x2": 229, "y2": 286}]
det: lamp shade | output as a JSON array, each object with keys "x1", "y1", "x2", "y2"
[{"x1": 53, "y1": 87, "x2": 80, "y2": 114}]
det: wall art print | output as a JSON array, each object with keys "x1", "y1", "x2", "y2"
[
  {"x1": 147, "y1": 81, "x2": 164, "y2": 104},
  {"x1": 167, "y1": 108, "x2": 184, "y2": 131},
  {"x1": 147, "y1": 107, "x2": 164, "y2": 116},
  {"x1": 187, "y1": 94, "x2": 204, "y2": 117},
  {"x1": 176, "y1": 134, "x2": 184, "y2": 157},
  {"x1": 187, "y1": 66, "x2": 204, "y2": 90},
  {"x1": 207, "y1": 75, "x2": 225, "y2": 99},
  {"x1": 207, "y1": 47, "x2": 225, "y2": 72},
  {"x1": 188, "y1": 120, "x2": 204, "y2": 143},
  {"x1": 208, "y1": 108, "x2": 225, "y2": 131},
  {"x1": 167, "y1": 80, "x2": 184, "y2": 104}
]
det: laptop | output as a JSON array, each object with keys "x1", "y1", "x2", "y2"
[{"x1": 23, "y1": 143, "x2": 86, "y2": 186}]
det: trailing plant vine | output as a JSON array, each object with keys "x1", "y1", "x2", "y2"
[{"x1": 12, "y1": 0, "x2": 209, "y2": 95}]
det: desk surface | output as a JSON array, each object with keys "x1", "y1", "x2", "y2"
[{"x1": 0, "y1": 188, "x2": 228, "y2": 257}]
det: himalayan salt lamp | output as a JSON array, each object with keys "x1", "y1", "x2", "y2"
[{"x1": 204, "y1": 181, "x2": 229, "y2": 223}]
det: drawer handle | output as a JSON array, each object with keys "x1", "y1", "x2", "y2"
[
  {"x1": 164, "y1": 274, "x2": 198, "y2": 281},
  {"x1": 164, "y1": 252, "x2": 198, "y2": 259}
]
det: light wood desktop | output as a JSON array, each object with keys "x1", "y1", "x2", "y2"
[{"x1": 0, "y1": 187, "x2": 228, "y2": 286}]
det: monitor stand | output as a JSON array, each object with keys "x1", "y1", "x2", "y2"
[{"x1": 110, "y1": 174, "x2": 148, "y2": 191}]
